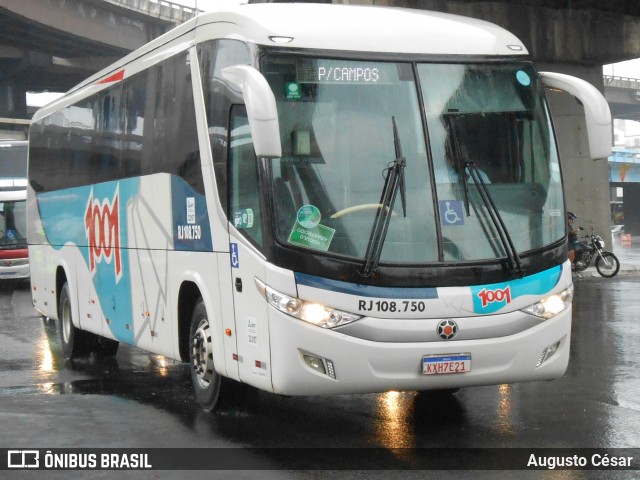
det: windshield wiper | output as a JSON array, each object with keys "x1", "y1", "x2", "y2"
[
  {"x1": 465, "y1": 161, "x2": 525, "y2": 277},
  {"x1": 446, "y1": 116, "x2": 523, "y2": 276},
  {"x1": 446, "y1": 119, "x2": 472, "y2": 216},
  {"x1": 394, "y1": 118, "x2": 407, "y2": 218},
  {"x1": 360, "y1": 117, "x2": 406, "y2": 278}
]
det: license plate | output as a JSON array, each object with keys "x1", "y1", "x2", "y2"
[{"x1": 422, "y1": 353, "x2": 471, "y2": 375}]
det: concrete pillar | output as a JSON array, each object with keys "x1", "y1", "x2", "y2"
[
  {"x1": 539, "y1": 63, "x2": 612, "y2": 241},
  {"x1": 0, "y1": 79, "x2": 28, "y2": 119},
  {"x1": 620, "y1": 183, "x2": 640, "y2": 236}
]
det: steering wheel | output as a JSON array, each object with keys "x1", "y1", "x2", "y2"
[{"x1": 330, "y1": 203, "x2": 395, "y2": 219}]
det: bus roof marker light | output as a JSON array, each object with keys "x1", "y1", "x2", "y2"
[
  {"x1": 507, "y1": 45, "x2": 523, "y2": 51},
  {"x1": 269, "y1": 36, "x2": 294, "y2": 44},
  {"x1": 516, "y1": 70, "x2": 531, "y2": 87}
]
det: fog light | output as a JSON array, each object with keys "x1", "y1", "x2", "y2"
[
  {"x1": 302, "y1": 354, "x2": 336, "y2": 379},
  {"x1": 536, "y1": 340, "x2": 561, "y2": 367},
  {"x1": 303, "y1": 355, "x2": 326, "y2": 375}
]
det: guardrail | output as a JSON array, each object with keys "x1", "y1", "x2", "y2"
[
  {"x1": 103, "y1": 0, "x2": 201, "y2": 24},
  {"x1": 604, "y1": 75, "x2": 640, "y2": 89}
]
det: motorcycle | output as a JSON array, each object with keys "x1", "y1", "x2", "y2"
[{"x1": 573, "y1": 227, "x2": 620, "y2": 278}]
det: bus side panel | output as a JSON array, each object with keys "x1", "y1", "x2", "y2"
[
  {"x1": 34, "y1": 176, "x2": 168, "y2": 352},
  {"x1": 36, "y1": 179, "x2": 139, "y2": 345},
  {"x1": 33, "y1": 171, "x2": 226, "y2": 360},
  {"x1": 121, "y1": 172, "x2": 227, "y2": 363},
  {"x1": 77, "y1": 244, "x2": 104, "y2": 336},
  {"x1": 29, "y1": 242, "x2": 98, "y2": 336},
  {"x1": 168, "y1": 250, "x2": 227, "y2": 375},
  {"x1": 28, "y1": 244, "x2": 56, "y2": 320},
  {"x1": 26, "y1": 190, "x2": 57, "y2": 319},
  {"x1": 124, "y1": 174, "x2": 175, "y2": 356},
  {"x1": 28, "y1": 201, "x2": 97, "y2": 333}
]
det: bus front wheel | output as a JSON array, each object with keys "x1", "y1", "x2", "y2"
[
  {"x1": 189, "y1": 299, "x2": 222, "y2": 411},
  {"x1": 58, "y1": 282, "x2": 96, "y2": 359}
]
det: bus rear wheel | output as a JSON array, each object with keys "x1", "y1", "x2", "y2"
[
  {"x1": 94, "y1": 337, "x2": 120, "y2": 357},
  {"x1": 58, "y1": 282, "x2": 96, "y2": 359},
  {"x1": 189, "y1": 299, "x2": 222, "y2": 411}
]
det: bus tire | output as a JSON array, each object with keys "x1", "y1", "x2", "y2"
[
  {"x1": 189, "y1": 298, "x2": 222, "y2": 411},
  {"x1": 94, "y1": 337, "x2": 120, "y2": 357},
  {"x1": 58, "y1": 282, "x2": 96, "y2": 359}
]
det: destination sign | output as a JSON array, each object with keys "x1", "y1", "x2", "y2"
[{"x1": 295, "y1": 61, "x2": 399, "y2": 84}]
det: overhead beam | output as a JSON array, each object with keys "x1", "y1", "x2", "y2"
[
  {"x1": 0, "y1": 0, "x2": 165, "y2": 52},
  {"x1": 346, "y1": 0, "x2": 640, "y2": 65}
]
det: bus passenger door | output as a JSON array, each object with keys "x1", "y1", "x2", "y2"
[
  {"x1": 227, "y1": 108, "x2": 273, "y2": 392},
  {"x1": 228, "y1": 234, "x2": 271, "y2": 391}
]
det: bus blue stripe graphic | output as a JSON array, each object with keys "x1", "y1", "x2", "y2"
[
  {"x1": 38, "y1": 179, "x2": 139, "y2": 344},
  {"x1": 470, "y1": 265, "x2": 562, "y2": 314},
  {"x1": 295, "y1": 272, "x2": 439, "y2": 299}
]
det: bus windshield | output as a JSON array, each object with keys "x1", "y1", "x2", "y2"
[
  {"x1": 262, "y1": 55, "x2": 564, "y2": 264},
  {"x1": 0, "y1": 143, "x2": 27, "y2": 177},
  {"x1": 0, "y1": 198, "x2": 27, "y2": 249}
]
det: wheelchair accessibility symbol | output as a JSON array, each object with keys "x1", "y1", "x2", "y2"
[
  {"x1": 439, "y1": 200, "x2": 464, "y2": 226},
  {"x1": 230, "y1": 243, "x2": 240, "y2": 268}
]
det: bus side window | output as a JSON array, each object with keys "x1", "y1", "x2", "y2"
[
  {"x1": 229, "y1": 106, "x2": 263, "y2": 248},
  {"x1": 197, "y1": 39, "x2": 252, "y2": 214}
]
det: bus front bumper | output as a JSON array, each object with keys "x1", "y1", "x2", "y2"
[
  {"x1": 267, "y1": 307, "x2": 571, "y2": 396},
  {"x1": 0, "y1": 261, "x2": 29, "y2": 280}
]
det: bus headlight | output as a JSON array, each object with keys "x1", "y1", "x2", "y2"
[
  {"x1": 255, "y1": 278, "x2": 361, "y2": 328},
  {"x1": 521, "y1": 286, "x2": 573, "y2": 320}
]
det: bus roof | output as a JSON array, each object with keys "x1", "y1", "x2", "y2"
[
  {"x1": 204, "y1": 3, "x2": 528, "y2": 56},
  {"x1": 33, "y1": 4, "x2": 527, "y2": 121}
]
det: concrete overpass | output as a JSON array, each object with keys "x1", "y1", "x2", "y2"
[
  {"x1": 604, "y1": 75, "x2": 640, "y2": 121},
  {"x1": 4, "y1": 0, "x2": 640, "y2": 117},
  {"x1": 0, "y1": 0, "x2": 197, "y2": 121}
]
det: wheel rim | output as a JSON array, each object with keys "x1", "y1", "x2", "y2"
[
  {"x1": 597, "y1": 254, "x2": 619, "y2": 276},
  {"x1": 601, "y1": 262, "x2": 614, "y2": 272},
  {"x1": 61, "y1": 296, "x2": 72, "y2": 344},
  {"x1": 191, "y1": 318, "x2": 214, "y2": 390}
]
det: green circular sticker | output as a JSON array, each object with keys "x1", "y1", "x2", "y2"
[{"x1": 297, "y1": 205, "x2": 321, "y2": 229}]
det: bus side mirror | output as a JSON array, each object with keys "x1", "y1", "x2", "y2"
[
  {"x1": 540, "y1": 72, "x2": 612, "y2": 160},
  {"x1": 221, "y1": 65, "x2": 282, "y2": 159}
]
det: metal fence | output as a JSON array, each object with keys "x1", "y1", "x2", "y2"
[{"x1": 104, "y1": 0, "x2": 200, "y2": 24}]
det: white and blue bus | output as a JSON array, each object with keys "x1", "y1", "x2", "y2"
[{"x1": 27, "y1": 3, "x2": 611, "y2": 410}]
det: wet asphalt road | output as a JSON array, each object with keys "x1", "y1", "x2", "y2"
[{"x1": 0, "y1": 273, "x2": 639, "y2": 479}]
